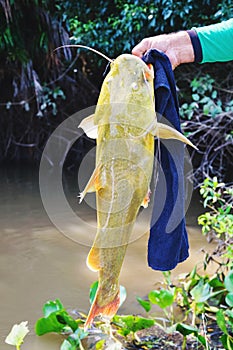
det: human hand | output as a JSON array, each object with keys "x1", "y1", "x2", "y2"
[{"x1": 132, "y1": 31, "x2": 194, "y2": 70}]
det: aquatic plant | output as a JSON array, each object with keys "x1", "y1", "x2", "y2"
[
  {"x1": 5, "y1": 268, "x2": 233, "y2": 349},
  {"x1": 198, "y1": 177, "x2": 233, "y2": 269},
  {"x1": 135, "y1": 268, "x2": 233, "y2": 349}
]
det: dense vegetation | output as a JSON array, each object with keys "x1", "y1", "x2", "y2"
[
  {"x1": 0, "y1": 0, "x2": 232, "y2": 181},
  {"x1": 2, "y1": 2, "x2": 233, "y2": 349}
]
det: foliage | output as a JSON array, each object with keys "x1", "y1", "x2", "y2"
[
  {"x1": 176, "y1": 323, "x2": 207, "y2": 349},
  {"x1": 1, "y1": 0, "x2": 233, "y2": 167},
  {"x1": 35, "y1": 299, "x2": 87, "y2": 350},
  {"x1": 216, "y1": 309, "x2": 233, "y2": 349},
  {"x1": 0, "y1": 0, "x2": 96, "y2": 162},
  {"x1": 136, "y1": 268, "x2": 233, "y2": 349},
  {"x1": 35, "y1": 299, "x2": 78, "y2": 335},
  {"x1": 112, "y1": 315, "x2": 155, "y2": 337},
  {"x1": 59, "y1": 0, "x2": 233, "y2": 59},
  {"x1": 180, "y1": 74, "x2": 233, "y2": 187},
  {"x1": 6, "y1": 269, "x2": 233, "y2": 349},
  {"x1": 198, "y1": 177, "x2": 233, "y2": 267},
  {"x1": 180, "y1": 75, "x2": 233, "y2": 120},
  {"x1": 215, "y1": 271, "x2": 233, "y2": 349},
  {"x1": 36, "y1": 86, "x2": 66, "y2": 117}
]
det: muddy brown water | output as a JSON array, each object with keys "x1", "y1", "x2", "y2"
[{"x1": 0, "y1": 165, "x2": 217, "y2": 350}]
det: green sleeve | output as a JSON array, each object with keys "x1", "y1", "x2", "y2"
[{"x1": 193, "y1": 19, "x2": 233, "y2": 63}]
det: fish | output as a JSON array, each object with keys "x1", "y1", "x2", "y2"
[{"x1": 79, "y1": 53, "x2": 196, "y2": 329}]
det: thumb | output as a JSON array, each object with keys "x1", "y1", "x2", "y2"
[{"x1": 132, "y1": 39, "x2": 150, "y2": 57}]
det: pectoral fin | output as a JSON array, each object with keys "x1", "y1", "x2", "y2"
[
  {"x1": 86, "y1": 246, "x2": 100, "y2": 271},
  {"x1": 79, "y1": 165, "x2": 102, "y2": 203},
  {"x1": 79, "y1": 114, "x2": 98, "y2": 139},
  {"x1": 153, "y1": 122, "x2": 197, "y2": 150}
]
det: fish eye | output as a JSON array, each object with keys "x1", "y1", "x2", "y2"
[{"x1": 131, "y1": 82, "x2": 138, "y2": 90}]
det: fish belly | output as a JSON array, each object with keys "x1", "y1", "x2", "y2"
[{"x1": 85, "y1": 134, "x2": 154, "y2": 328}]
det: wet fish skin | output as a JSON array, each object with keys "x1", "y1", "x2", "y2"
[{"x1": 79, "y1": 54, "x2": 196, "y2": 328}]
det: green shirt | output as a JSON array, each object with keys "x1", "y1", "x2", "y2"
[{"x1": 193, "y1": 18, "x2": 233, "y2": 63}]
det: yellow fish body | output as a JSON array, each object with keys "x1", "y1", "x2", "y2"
[{"x1": 79, "y1": 54, "x2": 195, "y2": 328}]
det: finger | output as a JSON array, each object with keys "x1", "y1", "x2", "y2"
[{"x1": 132, "y1": 39, "x2": 149, "y2": 57}]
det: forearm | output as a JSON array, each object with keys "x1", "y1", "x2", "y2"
[
  {"x1": 132, "y1": 19, "x2": 233, "y2": 68},
  {"x1": 190, "y1": 19, "x2": 233, "y2": 63}
]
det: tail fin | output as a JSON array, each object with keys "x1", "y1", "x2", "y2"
[{"x1": 84, "y1": 289, "x2": 120, "y2": 330}]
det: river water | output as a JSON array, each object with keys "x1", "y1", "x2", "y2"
[{"x1": 0, "y1": 165, "x2": 216, "y2": 350}]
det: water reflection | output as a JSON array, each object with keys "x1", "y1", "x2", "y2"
[{"x1": 0, "y1": 165, "x2": 215, "y2": 350}]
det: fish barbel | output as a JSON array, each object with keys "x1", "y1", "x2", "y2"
[{"x1": 79, "y1": 53, "x2": 196, "y2": 329}]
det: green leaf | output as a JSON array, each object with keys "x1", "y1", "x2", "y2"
[
  {"x1": 43, "y1": 299, "x2": 64, "y2": 317},
  {"x1": 148, "y1": 289, "x2": 174, "y2": 309},
  {"x1": 192, "y1": 93, "x2": 200, "y2": 101},
  {"x1": 5, "y1": 321, "x2": 29, "y2": 347},
  {"x1": 226, "y1": 292, "x2": 233, "y2": 307},
  {"x1": 136, "y1": 297, "x2": 151, "y2": 312},
  {"x1": 176, "y1": 324, "x2": 207, "y2": 347},
  {"x1": 176, "y1": 323, "x2": 198, "y2": 336},
  {"x1": 113, "y1": 315, "x2": 154, "y2": 336},
  {"x1": 224, "y1": 270, "x2": 233, "y2": 292},
  {"x1": 197, "y1": 334, "x2": 207, "y2": 347},
  {"x1": 89, "y1": 281, "x2": 99, "y2": 304},
  {"x1": 216, "y1": 310, "x2": 228, "y2": 334},
  {"x1": 190, "y1": 265, "x2": 197, "y2": 279},
  {"x1": 35, "y1": 300, "x2": 78, "y2": 336},
  {"x1": 190, "y1": 279, "x2": 212, "y2": 302},
  {"x1": 209, "y1": 276, "x2": 225, "y2": 288},
  {"x1": 220, "y1": 334, "x2": 233, "y2": 350}
]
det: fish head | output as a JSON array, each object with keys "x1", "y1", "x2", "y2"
[
  {"x1": 107, "y1": 54, "x2": 154, "y2": 104},
  {"x1": 96, "y1": 54, "x2": 156, "y2": 133}
]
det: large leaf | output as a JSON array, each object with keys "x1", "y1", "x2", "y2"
[
  {"x1": 35, "y1": 299, "x2": 78, "y2": 336},
  {"x1": 148, "y1": 289, "x2": 174, "y2": 309},
  {"x1": 190, "y1": 279, "x2": 212, "y2": 302}
]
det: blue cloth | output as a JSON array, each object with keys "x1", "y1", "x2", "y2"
[{"x1": 142, "y1": 49, "x2": 189, "y2": 271}]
